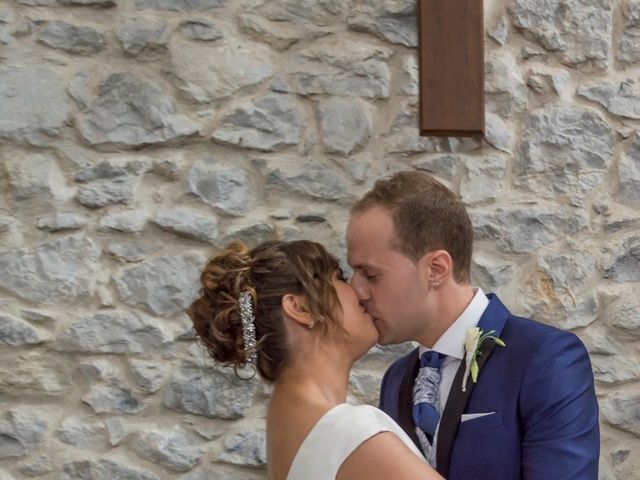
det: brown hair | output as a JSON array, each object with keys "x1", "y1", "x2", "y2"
[
  {"x1": 352, "y1": 170, "x2": 473, "y2": 283},
  {"x1": 187, "y1": 240, "x2": 343, "y2": 382}
]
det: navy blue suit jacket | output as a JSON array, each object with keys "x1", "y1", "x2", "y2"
[{"x1": 379, "y1": 294, "x2": 599, "y2": 479}]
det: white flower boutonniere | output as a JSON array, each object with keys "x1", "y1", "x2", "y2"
[{"x1": 462, "y1": 327, "x2": 505, "y2": 392}]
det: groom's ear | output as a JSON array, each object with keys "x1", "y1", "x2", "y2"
[
  {"x1": 281, "y1": 294, "x2": 313, "y2": 326},
  {"x1": 418, "y1": 249, "x2": 452, "y2": 285}
]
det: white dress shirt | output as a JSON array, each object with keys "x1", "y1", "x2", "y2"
[{"x1": 418, "y1": 288, "x2": 489, "y2": 444}]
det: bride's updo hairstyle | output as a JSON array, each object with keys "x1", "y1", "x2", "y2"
[{"x1": 188, "y1": 240, "x2": 345, "y2": 381}]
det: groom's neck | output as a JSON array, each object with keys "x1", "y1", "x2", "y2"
[{"x1": 417, "y1": 283, "x2": 475, "y2": 348}]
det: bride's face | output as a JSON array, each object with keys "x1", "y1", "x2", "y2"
[{"x1": 331, "y1": 271, "x2": 379, "y2": 356}]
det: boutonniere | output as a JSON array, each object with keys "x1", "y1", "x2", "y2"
[{"x1": 462, "y1": 327, "x2": 505, "y2": 392}]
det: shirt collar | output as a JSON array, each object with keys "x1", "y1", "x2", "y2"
[{"x1": 419, "y1": 288, "x2": 489, "y2": 361}]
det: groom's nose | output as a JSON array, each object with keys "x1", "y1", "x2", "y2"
[{"x1": 350, "y1": 272, "x2": 370, "y2": 303}]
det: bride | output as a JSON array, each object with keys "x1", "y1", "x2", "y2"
[{"x1": 188, "y1": 240, "x2": 444, "y2": 480}]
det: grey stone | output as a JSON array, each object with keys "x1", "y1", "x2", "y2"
[
  {"x1": 56, "y1": 416, "x2": 108, "y2": 449},
  {"x1": 471, "y1": 253, "x2": 514, "y2": 291},
  {"x1": 0, "y1": 314, "x2": 51, "y2": 346},
  {"x1": 400, "y1": 54, "x2": 418, "y2": 95},
  {"x1": 604, "y1": 236, "x2": 640, "y2": 282},
  {"x1": 485, "y1": 113, "x2": 513, "y2": 153},
  {"x1": 78, "y1": 73, "x2": 199, "y2": 148},
  {"x1": 412, "y1": 154, "x2": 463, "y2": 180},
  {"x1": 17, "y1": 0, "x2": 115, "y2": 4},
  {"x1": 601, "y1": 391, "x2": 640, "y2": 437},
  {"x1": 591, "y1": 354, "x2": 640, "y2": 384},
  {"x1": 78, "y1": 359, "x2": 122, "y2": 383},
  {"x1": 18, "y1": 455, "x2": 55, "y2": 476},
  {"x1": 38, "y1": 21, "x2": 105, "y2": 55},
  {"x1": 187, "y1": 161, "x2": 254, "y2": 216},
  {"x1": 57, "y1": 310, "x2": 173, "y2": 354},
  {"x1": 526, "y1": 67, "x2": 572, "y2": 98},
  {"x1": 135, "y1": 0, "x2": 225, "y2": 11},
  {"x1": 99, "y1": 210, "x2": 147, "y2": 233},
  {"x1": 267, "y1": 161, "x2": 350, "y2": 201},
  {"x1": 218, "y1": 429, "x2": 266, "y2": 466},
  {"x1": 349, "y1": 370, "x2": 383, "y2": 406},
  {"x1": 221, "y1": 222, "x2": 276, "y2": 247},
  {"x1": 189, "y1": 423, "x2": 223, "y2": 441},
  {"x1": 118, "y1": 18, "x2": 170, "y2": 56},
  {"x1": 0, "y1": 11, "x2": 14, "y2": 23},
  {"x1": 153, "y1": 208, "x2": 218, "y2": 243},
  {"x1": 114, "y1": 253, "x2": 202, "y2": 316},
  {"x1": 618, "y1": 135, "x2": 640, "y2": 206},
  {"x1": 104, "y1": 417, "x2": 128, "y2": 446},
  {"x1": 516, "y1": 106, "x2": 614, "y2": 201},
  {"x1": 0, "y1": 67, "x2": 71, "y2": 145},
  {"x1": 0, "y1": 216, "x2": 15, "y2": 234},
  {"x1": 75, "y1": 160, "x2": 147, "y2": 208},
  {"x1": 0, "y1": 66, "x2": 71, "y2": 145},
  {"x1": 75, "y1": 158, "x2": 149, "y2": 181},
  {"x1": 510, "y1": 0, "x2": 612, "y2": 70},
  {"x1": 347, "y1": 1, "x2": 416, "y2": 47},
  {"x1": 580, "y1": 326, "x2": 621, "y2": 355},
  {"x1": 618, "y1": 26, "x2": 640, "y2": 64},
  {"x1": 258, "y1": 0, "x2": 343, "y2": 26},
  {"x1": 212, "y1": 95, "x2": 303, "y2": 152},
  {"x1": 488, "y1": 15, "x2": 508, "y2": 45},
  {"x1": 83, "y1": 385, "x2": 144, "y2": 414},
  {"x1": 132, "y1": 426, "x2": 204, "y2": 472},
  {"x1": 237, "y1": 13, "x2": 327, "y2": 51},
  {"x1": 0, "y1": 408, "x2": 47, "y2": 459},
  {"x1": 285, "y1": 39, "x2": 391, "y2": 98},
  {"x1": 318, "y1": 97, "x2": 372, "y2": 155},
  {"x1": 5, "y1": 152, "x2": 68, "y2": 201},
  {"x1": 386, "y1": 104, "x2": 442, "y2": 154},
  {"x1": 358, "y1": 342, "x2": 416, "y2": 367},
  {"x1": 0, "y1": 353, "x2": 70, "y2": 397},
  {"x1": 62, "y1": 459, "x2": 159, "y2": 480},
  {"x1": 608, "y1": 296, "x2": 640, "y2": 336},
  {"x1": 37, "y1": 212, "x2": 88, "y2": 231},
  {"x1": 179, "y1": 468, "x2": 262, "y2": 480},
  {"x1": 129, "y1": 359, "x2": 168, "y2": 393},
  {"x1": 106, "y1": 241, "x2": 160, "y2": 263},
  {"x1": 163, "y1": 365, "x2": 259, "y2": 419},
  {"x1": 0, "y1": 234, "x2": 99, "y2": 304},
  {"x1": 485, "y1": 51, "x2": 527, "y2": 117},
  {"x1": 0, "y1": 469, "x2": 14, "y2": 480},
  {"x1": 460, "y1": 156, "x2": 507, "y2": 204},
  {"x1": 19, "y1": 309, "x2": 55, "y2": 324},
  {"x1": 180, "y1": 20, "x2": 223, "y2": 41},
  {"x1": 63, "y1": 0, "x2": 116, "y2": 5},
  {"x1": 526, "y1": 249, "x2": 598, "y2": 329},
  {"x1": 170, "y1": 40, "x2": 273, "y2": 103},
  {"x1": 470, "y1": 204, "x2": 588, "y2": 254},
  {"x1": 578, "y1": 80, "x2": 640, "y2": 119}
]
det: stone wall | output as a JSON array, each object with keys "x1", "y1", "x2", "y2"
[{"x1": 0, "y1": 0, "x2": 639, "y2": 478}]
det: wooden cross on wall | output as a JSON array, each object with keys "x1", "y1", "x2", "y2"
[{"x1": 417, "y1": 0, "x2": 484, "y2": 137}]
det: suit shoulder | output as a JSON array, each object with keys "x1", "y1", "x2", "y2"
[{"x1": 503, "y1": 314, "x2": 588, "y2": 357}]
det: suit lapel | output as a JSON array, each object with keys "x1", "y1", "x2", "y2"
[
  {"x1": 435, "y1": 294, "x2": 510, "y2": 477},
  {"x1": 397, "y1": 349, "x2": 421, "y2": 450},
  {"x1": 436, "y1": 339, "x2": 496, "y2": 476}
]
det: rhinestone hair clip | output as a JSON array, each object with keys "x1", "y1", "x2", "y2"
[{"x1": 238, "y1": 291, "x2": 258, "y2": 365}]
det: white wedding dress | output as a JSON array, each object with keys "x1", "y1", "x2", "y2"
[{"x1": 287, "y1": 403, "x2": 426, "y2": 480}]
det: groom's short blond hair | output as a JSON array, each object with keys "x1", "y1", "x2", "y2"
[{"x1": 352, "y1": 170, "x2": 473, "y2": 283}]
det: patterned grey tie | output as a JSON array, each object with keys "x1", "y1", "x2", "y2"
[{"x1": 412, "y1": 350, "x2": 447, "y2": 467}]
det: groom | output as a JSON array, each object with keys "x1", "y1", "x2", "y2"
[{"x1": 346, "y1": 171, "x2": 599, "y2": 479}]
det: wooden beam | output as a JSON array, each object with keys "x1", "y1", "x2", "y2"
[{"x1": 418, "y1": 0, "x2": 484, "y2": 137}]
